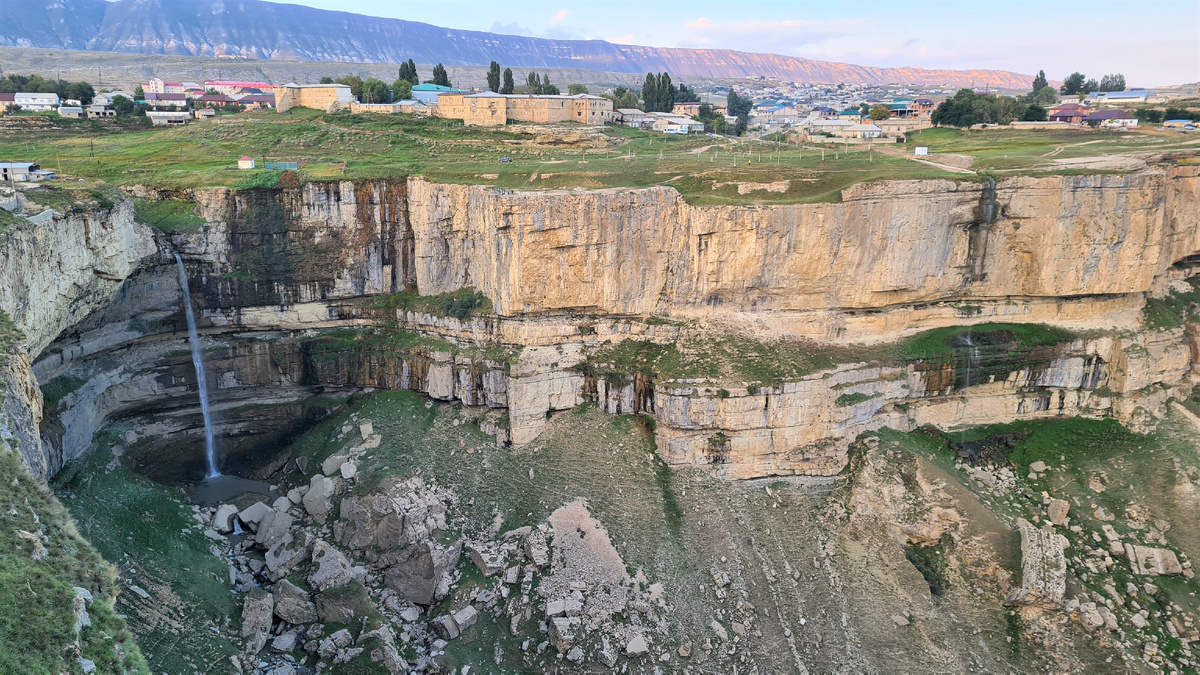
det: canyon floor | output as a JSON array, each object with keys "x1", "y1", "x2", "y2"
[{"x1": 47, "y1": 388, "x2": 1200, "y2": 673}]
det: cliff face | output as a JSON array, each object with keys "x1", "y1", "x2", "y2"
[
  {"x1": 18, "y1": 167, "x2": 1200, "y2": 483},
  {"x1": 0, "y1": 201, "x2": 155, "y2": 479},
  {"x1": 409, "y1": 171, "x2": 1200, "y2": 338}
]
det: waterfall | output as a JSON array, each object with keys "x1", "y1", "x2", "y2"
[{"x1": 174, "y1": 253, "x2": 220, "y2": 477}]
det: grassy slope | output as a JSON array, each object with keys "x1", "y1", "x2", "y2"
[
  {"x1": 0, "y1": 448, "x2": 150, "y2": 674},
  {"x1": 53, "y1": 435, "x2": 241, "y2": 674},
  {"x1": 907, "y1": 126, "x2": 1199, "y2": 172}
]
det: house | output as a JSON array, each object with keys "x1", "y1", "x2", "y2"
[
  {"x1": 194, "y1": 108, "x2": 216, "y2": 119},
  {"x1": 648, "y1": 113, "x2": 704, "y2": 134},
  {"x1": 913, "y1": 99, "x2": 935, "y2": 112},
  {"x1": 145, "y1": 111, "x2": 191, "y2": 126},
  {"x1": 412, "y1": 83, "x2": 467, "y2": 105},
  {"x1": 435, "y1": 93, "x2": 615, "y2": 127},
  {"x1": 239, "y1": 94, "x2": 276, "y2": 110},
  {"x1": 274, "y1": 83, "x2": 353, "y2": 113},
  {"x1": 205, "y1": 80, "x2": 275, "y2": 96},
  {"x1": 616, "y1": 108, "x2": 652, "y2": 128},
  {"x1": 1164, "y1": 119, "x2": 1195, "y2": 128},
  {"x1": 1049, "y1": 103, "x2": 1088, "y2": 124},
  {"x1": 672, "y1": 102, "x2": 703, "y2": 116},
  {"x1": 837, "y1": 108, "x2": 864, "y2": 121},
  {"x1": 1083, "y1": 109, "x2": 1138, "y2": 127},
  {"x1": 57, "y1": 106, "x2": 85, "y2": 119},
  {"x1": 14, "y1": 92, "x2": 60, "y2": 111},
  {"x1": 1090, "y1": 90, "x2": 1155, "y2": 104},
  {"x1": 842, "y1": 123, "x2": 883, "y2": 139},
  {"x1": 808, "y1": 118, "x2": 854, "y2": 133},
  {"x1": 0, "y1": 162, "x2": 54, "y2": 182},
  {"x1": 87, "y1": 104, "x2": 115, "y2": 119},
  {"x1": 93, "y1": 92, "x2": 135, "y2": 106},
  {"x1": 0, "y1": 93, "x2": 15, "y2": 108},
  {"x1": 811, "y1": 106, "x2": 837, "y2": 118},
  {"x1": 145, "y1": 78, "x2": 185, "y2": 94},
  {"x1": 145, "y1": 93, "x2": 188, "y2": 108},
  {"x1": 238, "y1": 156, "x2": 256, "y2": 170},
  {"x1": 197, "y1": 94, "x2": 237, "y2": 107}
]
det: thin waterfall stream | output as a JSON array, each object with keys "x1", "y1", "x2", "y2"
[{"x1": 174, "y1": 253, "x2": 220, "y2": 477}]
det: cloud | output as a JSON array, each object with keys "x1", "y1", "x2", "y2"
[
  {"x1": 605, "y1": 35, "x2": 636, "y2": 45},
  {"x1": 550, "y1": 9, "x2": 570, "y2": 23},
  {"x1": 902, "y1": 37, "x2": 919, "y2": 47},
  {"x1": 679, "y1": 17, "x2": 865, "y2": 54}
]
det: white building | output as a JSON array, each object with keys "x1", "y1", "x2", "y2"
[
  {"x1": 14, "y1": 92, "x2": 60, "y2": 111},
  {"x1": 57, "y1": 106, "x2": 85, "y2": 119},
  {"x1": 844, "y1": 123, "x2": 883, "y2": 138},
  {"x1": 145, "y1": 111, "x2": 190, "y2": 126}
]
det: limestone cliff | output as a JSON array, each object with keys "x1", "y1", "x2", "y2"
[
  {"x1": 0, "y1": 200, "x2": 155, "y2": 479},
  {"x1": 18, "y1": 167, "x2": 1200, "y2": 482}
]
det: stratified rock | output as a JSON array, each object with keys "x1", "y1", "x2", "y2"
[
  {"x1": 241, "y1": 588, "x2": 274, "y2": 653},
  {"x1": 239, "y1": 502, "x2": 272, "y2": 531},
  {"x1": 265, "y1": 531, "x2": 312, "y2": 581},
  {"x1": 1126, "y1": 544, "x2": 1183, "y2": 576},
  {"x1": 1046, "y1": 498, "x2": 1070, "y2": 526},
  {"x1": 213, "y1": 504, "x2": 239, "y2": 533},
  {"x1": 315, "y1": 580, "x2": 373, "y2": 624},
  {"x1": 309, "y1": 540, "x2": 354, "y2": 591},
  {"x1": 451, "y1": 605, "x2": 478, "y2": 631},
  {"x1": 304, "y1": 474, "x2": 335, "y2": 523},
  {"x1": 548, "y1": 617, "x2": 580, "y2": 653},
  {"x1": 381, "y1": 540, "x2": 461, "y2": 606},
  {"x1": 525, "y1": 529, "x2": 550, "y2": 569},
  {"x1": 255, "y1": 508, "x2": 295, "y2": 550},
  {"x1": 273, "y1": 579, "x2": 318, "y2": 625},
  {"x1": 1005, "y1": 521, "x2": 1068, "y2": 608}
]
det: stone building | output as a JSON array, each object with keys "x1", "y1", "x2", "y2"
[
  {"x1": 436, "y1": 93, "x2": 614, "y2": 127},
  {"x1": 274, "y1": 83, "x2": 353, "y2": 113}
]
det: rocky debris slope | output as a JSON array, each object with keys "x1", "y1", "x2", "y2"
[{"x1": 188, "y1": 416, "x2": 677, "y2": 673}]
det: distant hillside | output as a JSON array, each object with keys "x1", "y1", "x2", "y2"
[{"x1": 0, "y1": 0, "x2": 1035, "y2": 89}]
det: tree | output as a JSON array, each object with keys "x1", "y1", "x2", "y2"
[
  {"x1": 676, "y1": 82, "x2": 697, "y2": 103},
  {"x1": 1059, "y1": 72, "x2": 1086, "y2": 95},
  {"x1": 65, "y1": 81, "x2": 95, "y2": 105},
  {"x1": 1031, "y1": 70, "x2": 1048, "y2": 93},
  {"x1": 361, "y1": 77, "x2": 391, "y2": 104},
  {"x1": 726, "y1": 90, "x2": 753, "y2": 117},
  {"x1": 541, "y1": 74, "x2": 559, "y2": 95},
  {"x1": 733, "y1": 113, "x2": 748, "y2": 137},
  {"x1": 616, "y1": 90, "x2": 638, "y2": 109},
  {"x1": 1165, "y1": 107, "x2": 1194, "y2": 121},
  {"x1": 868, "y1": 104, "x2": 891, "y2": 120},
  {"x1": 398, "y1": 60, "x2": 419, "y2": 86},
  {"x1": 1022, "y1": 104, "x2": 1048, "y2": 122},
  {"x1": 393, "y1": 79, "x2": 413, "y2": 101},
  {"x1": 430, "y1": 64, "x2": 451, "y2": 87},
  {"x1": 1082, "y1": 78, "x2": 1099, "y2": 93},
  {"x1": 501, "y1": 68, "x2": 514, "y2": 95},
  {"x1": 694, "y1": 103, "x2": 728, "y2": 133},
  {"x1": 642, "y1": 73, "x2": 658, "y2": 111},
  {"x1": 319, "y1": 77, "x2": 335, "y2": 84},
  {"x1": 1136, "y1": 108, "x2": 1164, "y2": 124},
  {"x1": 110, "y1": 95, "x2": 135, "y2": 116},
  {"x1": 1098, "y1": 74, "x2": 1126, "y2": 92},
  {"x1": 568, "y1": 84, "x2": 588, "y2": 95},
  {"x1": 133, "y1": 85, "x2": 145, "y2": 101},
  {"x1": 931, "y1": 89, "x2": 1028, "y2": 128},
  {"x1": 1032, "y1": 86, "x2": 1058, "y2": 105},
  {"x1": 487, "y1": 62, "x2": 501, "y2": 93},
  {"x1": 658, "y1": 73, "x2": 674, "y2": 111}
]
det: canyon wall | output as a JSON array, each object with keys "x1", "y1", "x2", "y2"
[
  {"x1": 0, "y1": 200, "x2": 155, "y2": 479},
  {"x1": 18, "y1": 166, "x2": 1200, "y2": 482}
]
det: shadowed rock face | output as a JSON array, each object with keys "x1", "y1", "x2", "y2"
[
  {"x1": 8, "y1": 168, "x2": 1200, "y2": 484},
  {"x1": 2, "y1": 0, "x2": 1034, "y2": 88}
]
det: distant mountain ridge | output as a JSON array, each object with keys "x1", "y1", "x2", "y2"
[{"x1": 0, "y1": 0, "x2": 1035, "y2": 89}]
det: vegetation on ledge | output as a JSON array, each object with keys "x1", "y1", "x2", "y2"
[
  {"x1": 132, "y1": 197, "x2": 205, "y2": 233},
  {"x1": 1142, "y1": 279, "x2": 1200, "y2": 331}
]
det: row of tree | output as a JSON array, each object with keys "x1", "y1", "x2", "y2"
[
  {"x1": 640, "y1": 73, "x2": 697, "y2": 112},
  {"x1": 0, "y1": 74, "x2": 96, "y2": 105},
  {"x1": 931, "y1": 89, "x2": 1049, "y2": 127},
  {"x1": 1058, "y1": 71, "x2": 1126, "y2": 96}
]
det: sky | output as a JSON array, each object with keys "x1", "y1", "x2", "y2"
[{"x1": 280, "y1": 0, "x2": 1199, "y2": 86}]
